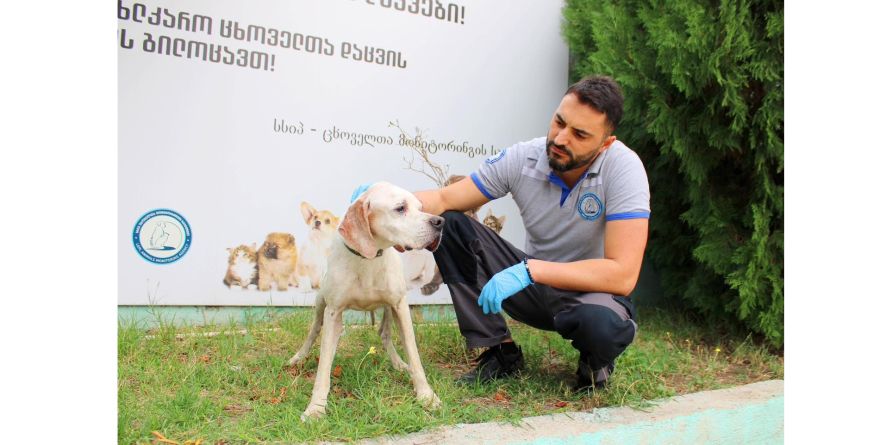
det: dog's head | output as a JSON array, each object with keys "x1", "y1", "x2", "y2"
[
  {"x1": 300, "y1": 202, "x2": 340, "y2": 238},
  {"x1": 261, "y1": 232, "x2": 296, "y2": 259},
  {"x1": 339, "y1": 182, "x2": 444, "y2": 258}
]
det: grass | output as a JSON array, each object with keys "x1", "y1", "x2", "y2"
[{"x1": 118, "y1": 306, "x2": 783, "y2": 444}]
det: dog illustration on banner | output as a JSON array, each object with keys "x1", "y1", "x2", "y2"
[
  {"x1": 296, "y1": 202, "x2": 340, "y2": 290},
  {"x1": 257, "y1": 232, "x2": 299, "y2": 291},
  {"x1": 223, "y1": 202, "x2": 341, "y2": 293},
  {"x1": 221, "y1": 182, "x2": 502, "y2": 295}
]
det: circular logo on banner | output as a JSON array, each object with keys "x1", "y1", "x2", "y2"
[
  {"x1": 577, "y1": 193, "x2": 604, "y2": 221},
  {"x1": 133, "y1": 209, "x2": 192, "y2": 264}
]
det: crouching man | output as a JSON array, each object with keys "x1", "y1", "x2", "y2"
[{"x1": 415, "y1": 75, "x2": 650, "y2": 391}]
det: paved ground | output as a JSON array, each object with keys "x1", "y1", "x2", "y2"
[{"x1": 345, "y1": 380, "x2": 784, "y2": 445}]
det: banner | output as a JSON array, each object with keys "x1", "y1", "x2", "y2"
[{"x1": 118, "y1": 0, "x2": 568, "y2": 305}]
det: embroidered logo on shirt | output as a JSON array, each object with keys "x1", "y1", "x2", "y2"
[
  {"x1": 577, "y1": 192, "x2": 604, "y2": 221},
  {"x1": 485, "y1": 148, "x2": 507, "y2": 165}
]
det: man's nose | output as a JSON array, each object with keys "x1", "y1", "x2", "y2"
[{"x1": 554, "y1": 129, "x2": 569, "y2": 146}]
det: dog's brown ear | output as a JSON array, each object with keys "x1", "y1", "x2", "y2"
[
  {"x1": 300, "y1": 201, "x2": 316, "y2": 225},
  {"x1": 498, "y1": 215, "x2": 506, "y2": 225},
  {"x1": 339, "y1": 195, "x2": 377, "y2": 258}
]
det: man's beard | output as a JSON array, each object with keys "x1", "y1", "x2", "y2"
[{"x1": 546, "y1": 139, "x2": 602, "y2": 172}]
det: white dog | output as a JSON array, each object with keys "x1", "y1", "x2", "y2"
[{"x1": 288, "y1": 182, "x2": 444, "y2": 420}]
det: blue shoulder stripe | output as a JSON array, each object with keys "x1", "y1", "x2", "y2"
[
  {"x1": 470, "y1": 172, "x2": 496, "y2": 200},
  {"x1": 606, "y1": 211, "x2": 650, "y2": 221}
]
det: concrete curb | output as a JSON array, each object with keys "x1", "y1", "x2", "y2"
[{"x1": 354, "y1": 380, "x2": 784, "y2": 445}]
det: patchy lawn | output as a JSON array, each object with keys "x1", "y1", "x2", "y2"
[{"x1": 118, "y1": 307, "x2": 783, "y2": 444}]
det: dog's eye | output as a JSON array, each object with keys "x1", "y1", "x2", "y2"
[
  {"x1": 395, "y1": 205, "x2": 406, "y2": 214},
  {"x1": 324, "y1": 219, "x2": 330, "y2": 224}
]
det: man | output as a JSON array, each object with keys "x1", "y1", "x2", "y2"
[{"x1": 414, "y1": 75, "x2": 650, "y2": 391}]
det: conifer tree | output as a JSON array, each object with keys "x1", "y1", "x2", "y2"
[{"x1": 563, "y1": 0, "x2": 784, "y2": 346}]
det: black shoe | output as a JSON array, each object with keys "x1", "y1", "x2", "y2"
[
  {"x1": 573, "y1": 354, "x2": 614, "y2": 392},
  {"x1": 457, "y1": 342, "x2": 525, "y2": 384}
]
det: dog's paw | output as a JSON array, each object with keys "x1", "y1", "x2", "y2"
[
  {"x1": 390, "y1": 357, "x2": 409, "y2": 372},
  {"x1": 288, "y1": 353, "x2": 306, "y2": 367},
  {"x1": 418, "y1": 392, "x2": 441, "y2": 410},
  {"x1": 301, "y1": 404, "x2": 326, "y2": 421}
]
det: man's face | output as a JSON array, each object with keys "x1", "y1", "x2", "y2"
[{"x1": 546, "y1": 93, "x2": 616, "y2": 173}]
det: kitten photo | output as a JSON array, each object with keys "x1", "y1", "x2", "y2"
[{"x1": 223, "y1": 244, "x2": 258, "y2": 289}]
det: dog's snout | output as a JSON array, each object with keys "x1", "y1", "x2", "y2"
[
  {"x1": 314, "y1": 220, "x2": 321, "y2": 228},
  {"x1": 429, "y1": 216, "x2": 444, "y2": 230}
]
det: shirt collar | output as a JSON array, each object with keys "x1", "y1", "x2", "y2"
[{"x1": 530, "y1": 143, "x2": 610, "y2": 185}]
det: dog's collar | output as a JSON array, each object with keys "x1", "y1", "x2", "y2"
[{"x1": 342, "y1": 241, "x2": 383, "y2": 259}]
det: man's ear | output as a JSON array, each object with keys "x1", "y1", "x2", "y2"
[
  {"x1": 300, "y1": 201, "x2": 316, "y2": 225},
  {"x1": 338, "y1": 195, "x2": 377, "y2": 258},
  {"x1": 602, "y1": 134, "x2": 617, "y2": 150}
]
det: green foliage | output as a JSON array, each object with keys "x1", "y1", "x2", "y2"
[{"x1": 563, "y1": 0, "x2": 783, "y2": 346}]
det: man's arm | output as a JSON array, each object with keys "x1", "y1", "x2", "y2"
[
  {"x1": 414, "y1": 176, "x2": 491, "y2": 216},
  {"x1": 527, "y1": 218, "x2": 648, "y2": 296}
]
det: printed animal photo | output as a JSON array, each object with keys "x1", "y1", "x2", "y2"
[
  {"x1": 482, "y1": 209, "x2": 507, "y2": 234},
  {"x1": 223, "y1": 243, "x2": 258, "y2": 289},
  {"x1": 401, "y1": 249, "x2": 437, "y2": 291},
  {"x1": 257, "y1": 232, "x2": 299, "y2": 291},
  {"x1": 295, "y1": 201, "x2": 340, "y2": 290}
]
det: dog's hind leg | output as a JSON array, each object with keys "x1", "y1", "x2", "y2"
[
  {"x1": 379, "y1": 305, "x2": 408, "y2": 371},
  {"x1": 391, "y1": 298, "x2": 441, "y2": 409},
  {"x1": 288, "y1": 294, "x2": 326, "y2": 366},
  {"x1": 301, "y1": 305, "x2": 344, "y2": 420}
]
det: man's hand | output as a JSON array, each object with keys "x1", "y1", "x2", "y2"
[
  {"x1": 478, "y1": 261, "x2": 534, "y2": 314},
  {"x1": 350, "y1": 183, "x2": 373, "y2": 203}
]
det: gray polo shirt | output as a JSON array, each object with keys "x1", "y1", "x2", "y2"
[{"x1": 470, "y1": 137, "x2": 650, "y2": 262}]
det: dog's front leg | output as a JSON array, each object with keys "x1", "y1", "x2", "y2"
[
  {"x1": 392, "y1": 298, "x2": 441, "y2": 409},
  {"x1": 301, "y1": 305, "x2": 344, "y2": 421},
  {"x1": 257, "y1": 272, "x2": 271, "y2": 292},
  {"x1": 288, "y1": 294, "x2": 326, "y2": 366},
  {"x1": 379, "y1": 306, "x2": 408, "y2": 371}
]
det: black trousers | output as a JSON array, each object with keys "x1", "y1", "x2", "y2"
[{"x1": 433, "y1": 211, "x2": 638, "y2": 377}]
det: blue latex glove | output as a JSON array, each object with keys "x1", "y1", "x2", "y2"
[
  {"x1": 478, "y1": 261, "x2": 534, "y2": 315},
  {"x1": 350, "y1": 183, "x2": 373, "y2": 203}
]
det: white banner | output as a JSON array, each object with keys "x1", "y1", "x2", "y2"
[{"x1": 118, "y1": 0, "x2": 568, "y2": 306}]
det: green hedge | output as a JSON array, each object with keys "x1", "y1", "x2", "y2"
[{"x1": 563, "y1": 0, "x2": 783, "y2": 346}]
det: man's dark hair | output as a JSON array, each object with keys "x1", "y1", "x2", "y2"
[{"x1": 565, "y1": 75, "x2": 624, "y2": 133}]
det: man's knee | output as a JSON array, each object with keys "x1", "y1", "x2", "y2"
[
  {"x1": 441, "y1": 210, "x2": 472, "y2": 227},
  {"x1": 554, "y1": 304, "x2": 636, "y2": 366},
  {"x1": 435, "y1": 210, "x2": 476, "y2": 256},
  {"x1": 433, "y1": 210, "x2": 480, "y2": 284}
]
